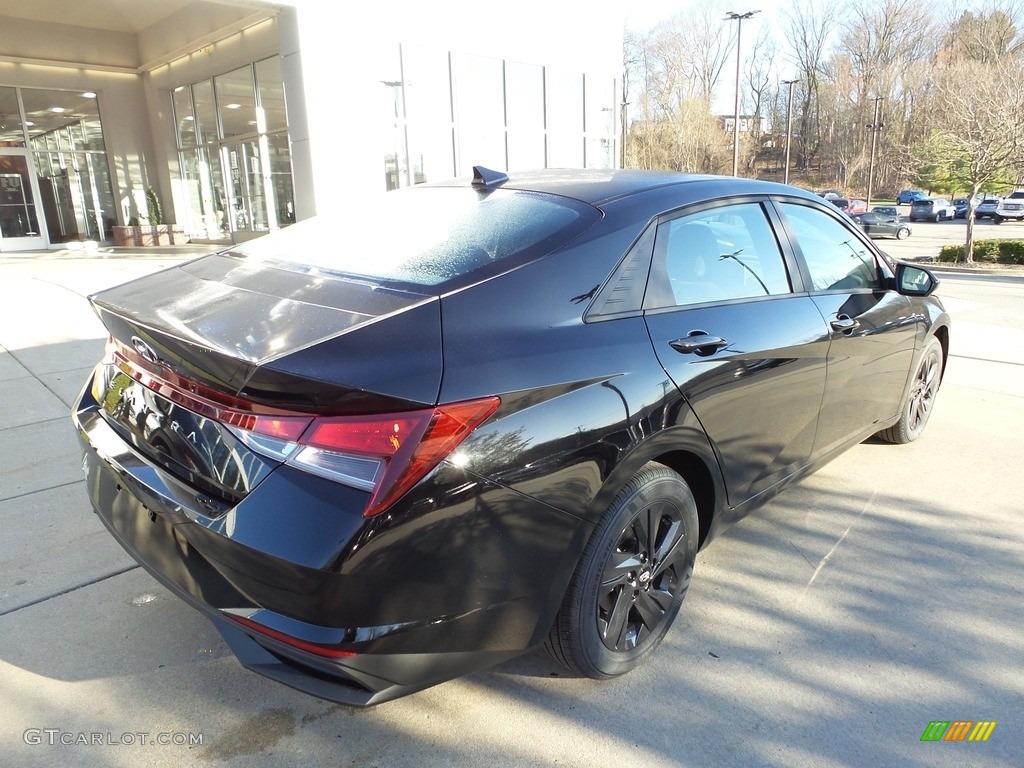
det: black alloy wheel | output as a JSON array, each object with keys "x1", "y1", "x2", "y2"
[
  {"x1": 546, "y1": 463, "x2": 699, "y2": 679},
  {"x1": 878, "y1": 337, "x2": 943, "y2": 444}
]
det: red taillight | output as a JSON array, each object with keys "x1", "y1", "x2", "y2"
[
  {"x1": 225, "y1": 614, "x2": 357, "y2": 659},
  {"x1": 106, "y1": 335, "x2": 499, "y2": 517},
  {"x1": 247, "y1": 415, "x2": 311, "y2": 442},
  {"x1": 299, "y1": 397, "x2": 501, "y2": 517},
  {"x1": 108, "y1": 335, "x2": 313, "y2": 441},
  {"x1": 304, "y1": 412, "x2": 431, "y2": 456}
]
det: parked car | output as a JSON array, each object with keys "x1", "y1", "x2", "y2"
[
  {"x1": 830, "y1": 198, "x2": 868, "y2": 215},
  {"x1": 872, "y1": 206, "x2": 899, "y2": 218},
  {"x1": 851, "y1": 211, "x2": 912, "y2": 240},
  {"x1": 818, "y1": 189, "x2": 843, "y2": 200},
  {"x1": 994, "y1": 191, "x2": 1024, "y2": 223},
  {"x1": 909, "y1": 198, "x2": 957, "y2": 221},
  {"x1": 897, "y1": 189, "x2": 928, "y2": 204},
  {"x1": 73, "y1": 168, "x2": 950, "y2": 706},
  {"x1": 975, "y1": 198, "x2": 1002, "y2": 220},
  {"x1": 953, "y1": 197, "x2": 982, "y2": 219}
]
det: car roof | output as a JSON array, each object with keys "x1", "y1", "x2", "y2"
[{"x1": 427, "y1": 168, "x2": 821, "y2": 208}]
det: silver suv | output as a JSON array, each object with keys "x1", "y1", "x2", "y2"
[
  {"x1": 909, "y1": 198, "x2": 957, "y2": 222},
  {"x1": 975, "y1": 198, "x2": 1001, "y2": 220},
  {"x1": 994, "y1": 191, "x2": 1024, "y2": 223}
]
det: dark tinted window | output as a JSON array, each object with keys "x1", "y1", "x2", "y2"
[
  {"x1": 779, "y1": 203, "x2": 882, "y2": 292},
  {"x1": 645, "y1": 202, "x2": 791, "y2": 309},
  {"x1": 230, "y1": 188, "x2": 599, "y2": 287}
]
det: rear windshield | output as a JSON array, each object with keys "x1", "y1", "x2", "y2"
[
  {"x1": 912, "y1": 200, "x2": 933, "y2": 206},
  {"x1": 228, "y1": 187, "x2": 599, "y2": 288}
]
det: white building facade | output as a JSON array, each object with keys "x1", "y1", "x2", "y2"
[{"x1": 0, "y1": 0, "x2": 623, "y2": 251}]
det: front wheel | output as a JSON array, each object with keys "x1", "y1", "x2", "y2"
[
  {"x1": 896, "y1": 227, "x2": 910, "y2": 240},
  {"x1": 877, "y1": 337, "x2": 944, "y2": 444},
  {"x1": 545, "y1": 463, "x2": 699, "y2": 679},
  {"x1": 994, "y1": 216, "x2": 1004, "y2": 225}
]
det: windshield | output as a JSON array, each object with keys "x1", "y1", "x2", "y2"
[{"x1": 228, "y1": 187, "x2": 599, "y2": 288}]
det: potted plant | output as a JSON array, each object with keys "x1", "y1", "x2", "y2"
[{"x1": 112, "y1": 188, "x2": 187, "y2": 246}]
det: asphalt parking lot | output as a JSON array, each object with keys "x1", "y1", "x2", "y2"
[
  {"x1": 868, "y1": 208, "x2": 1024, "y2": 263},
  {"x1": 1, "y1": 236, "x2": 1022, "y2": 767}
]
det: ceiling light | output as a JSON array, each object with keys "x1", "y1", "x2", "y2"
[
  {"x1": 50, "y1": 107, "x2": 66, "y2": 113},
  {"x1": 25, "y1": 121, "x2": 35, "y2": 126},
  {"x1": 82, "y1": 92, "x2": 97, "y2": 98},
  {"x1": 225, "y1": 103, "x2": 241, "y2": 110}
]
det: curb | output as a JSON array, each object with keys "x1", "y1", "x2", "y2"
[{"x1": 923, "y1": 264, "x2": 1024, "y2": 276}]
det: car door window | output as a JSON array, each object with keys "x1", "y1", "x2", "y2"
[
  {"x1": 779, "y1": 203, "x2": 883, "y2": 292},
  {"x1": 645, "y1": 202, "x2": 791, "y2": 309}
]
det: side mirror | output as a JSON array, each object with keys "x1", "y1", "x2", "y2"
[{"x1": 895, "y1": 263, "x2": 938, "y2": 296}]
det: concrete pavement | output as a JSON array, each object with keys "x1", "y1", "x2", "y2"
[{"x1": 0, "y1": 248, "x2": 1021, "y2": 767}]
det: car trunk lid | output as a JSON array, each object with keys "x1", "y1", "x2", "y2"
[{"x1": 88, "y1": 254, "x2": 444, "y2": 503}]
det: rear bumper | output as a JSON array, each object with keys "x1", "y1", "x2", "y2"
[{"x1": 72, "y1": 372, "x2": 581, "y2": 704}]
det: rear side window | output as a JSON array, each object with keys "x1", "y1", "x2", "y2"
[
  {"x1": 645, "y1": 202, "x2": 792, "y2": 309},
  {"x1": 778, "y1": 202, "x2": 882, "y2": 292},
  {"x1": 229, "y1": 187, "x2": 599, "y2": 288}
]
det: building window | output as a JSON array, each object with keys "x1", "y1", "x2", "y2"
[
  {"x1": 382, "y1": 45, "x2": 617, "y2": 190},
  {"x1": 0, "y1": 87, "x2": 26, "y2": 148},
  {"x1": 172, "y1": 55, "x2": 293, "y2": 241},
  {"x1": 505, "y1": 61, "x2": 545, "y2": 171},
  {"x1": 0, "y1": 86, "x2": 116, "y2": 244},
  {"x1": 454, "y1": 54, "x2": 506, "y2": 172},
  {"x1": 546, "y1": 68, "x2": 584, "y2": 168},
  {"x1": 584, "y1": 74, "x2": 616, "y2": 170},
  {"x1": 401, "y1": 44, "x2": 455, "y2": 185}
]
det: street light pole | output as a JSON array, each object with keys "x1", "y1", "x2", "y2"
[
  {"x1": 866, "y1": 96, "x2": 884, "y2": 208},
  {"x1": 620, "y1": 93, "x2": 629, "y2": 169},
  {"x1": 725, "y1": 10, "x2": 760, "y2": 177},
  {"x1": 782, "y1": 78, "x2": 799, "y2": 185}
]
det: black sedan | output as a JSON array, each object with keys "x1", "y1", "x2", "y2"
[
  {"x1": 850, "y1": 210, "x2": 912, "y2": 240},
  {"x1": 73, "y1": 169, "x2": 950, "y2": 706}
]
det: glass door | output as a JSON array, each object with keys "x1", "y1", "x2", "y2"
[
  {"x1": 0, "y1": 151, "x2": 47, "y2": 251},
  {"x1": 222, "y1": 139, "x2": 274, "y2": 241}
]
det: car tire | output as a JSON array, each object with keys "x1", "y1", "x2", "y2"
[
  {"x1": 994, "y1": 216, "x2": 1004, "y2": 224},
  {"x1": 877, "y1": 337, "x2": 943, "y2": 445},
  {"x1": 545, "y1": 462, "x2": 699, "y2": 679},
  {"x1": 896, "y1": 227, "x2": 910, "y2": 240}
]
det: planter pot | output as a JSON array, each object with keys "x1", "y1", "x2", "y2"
[{"x1": 112, "y1": 225, "x2": 188, "y2": 246}]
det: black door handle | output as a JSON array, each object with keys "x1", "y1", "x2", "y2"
[
  {"x1": 830, "y1": 315, "x2": 860, "y2": 333},
  {"x1": 669, "y1": 332, "x2": 729, "y2": 355}
]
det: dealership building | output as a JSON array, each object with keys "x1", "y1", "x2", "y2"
[{"x1": 0, "y1": 0, "x2": 624, "y2": 252}]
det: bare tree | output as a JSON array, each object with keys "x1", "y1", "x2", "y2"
[
  {"x1": 783, "y1": 0, "x2": 841, "y2": 171},
  {"x1": 625, "y1": 4, "x2": 738, "y2": 174},
  {"x1": 834, "y1": 0, "x2": 937, "y2": 193},
  {"x1": 923, "y1": 57, "x2": 1024, "y2": 262},
  {"x1": 743, "y1": 28, "x2": 777, "y2": 172},
  {"x1": 678, "y1": 2, "x2": 739, "y2": 104},
  {"x1": 943, "y1": 1, "x2": 1024, "y2": 63}
]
